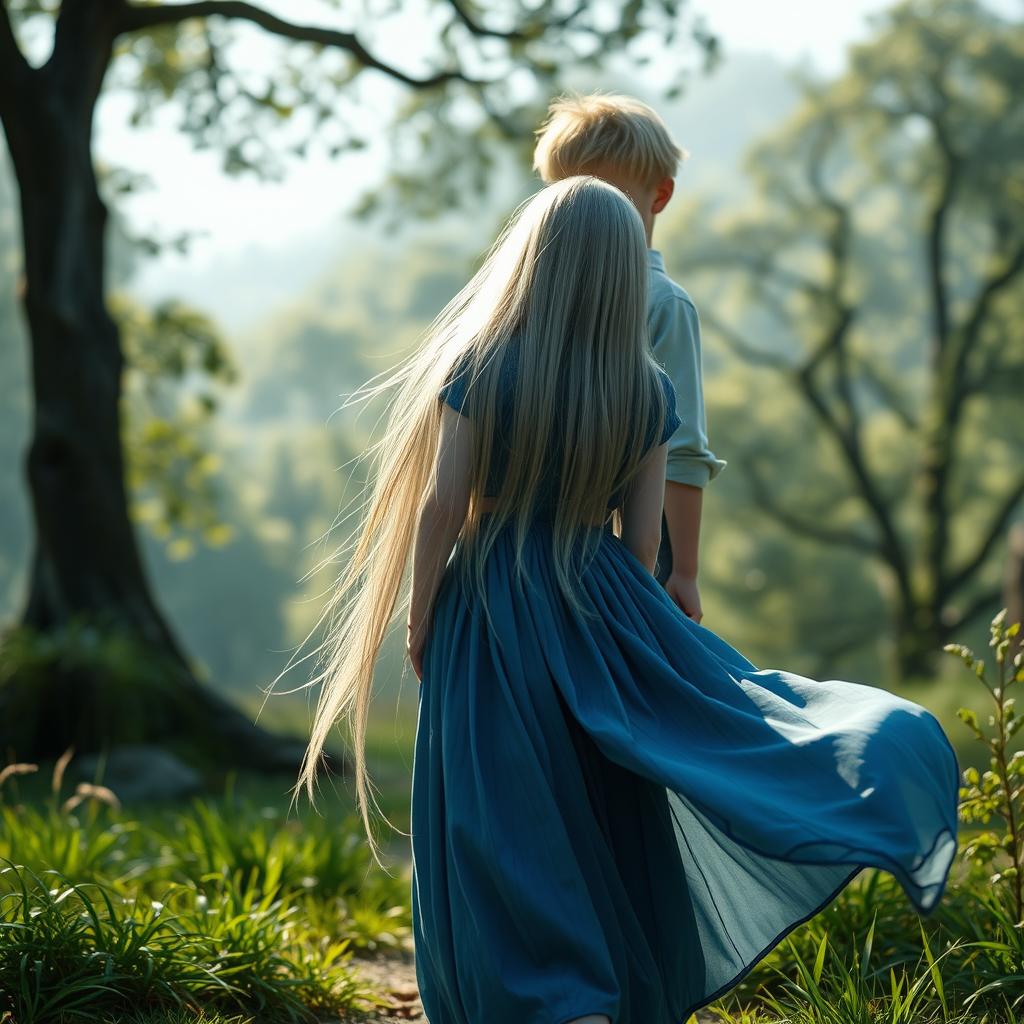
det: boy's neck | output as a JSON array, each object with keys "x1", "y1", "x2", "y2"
[
  {"x1": 578, "y1": 161, "x2": 660, "y2": 247},
  {"x1": 643, "y1": 218, "x2": 655, "y2": 249}
]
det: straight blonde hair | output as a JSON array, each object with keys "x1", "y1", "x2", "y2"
[
  {"x1": 533, "y1": 91, "x2": 687, "y2": 186},
  {"x1": 289, "y1": 176, "x2": 669, "y2": 865}
]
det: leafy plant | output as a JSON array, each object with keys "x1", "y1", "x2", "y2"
[
  {"x1": 745, "y1": 916, "x2": 973, "y2": 1024},
  {"x1": 952, "y1": 870, "x2": 1024, "y2": 1015},
  {"x1": 944, "y1": 608, "x2": 1024, "y2": 924},
  {"x1": 0, "y1": 860, "x2": 364, "y2": 1024}
]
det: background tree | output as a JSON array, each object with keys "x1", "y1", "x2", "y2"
[
  {"x1": 672, "y1": 0, "x2": 1024, "y2": 680},
  {"x1": 1006, "y1": 523, "x2": 1024, "y2": 657},
  {"x1": 0, "y1": 0, "x2": 714, "y2": 765}
]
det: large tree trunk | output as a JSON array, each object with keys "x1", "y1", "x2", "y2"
[
  {"x1": 16, "y1": 40, "x2": 184, "y2": 664},
  {"x1": 0, "y1": 3, "x2": 306, "y2": 772}
]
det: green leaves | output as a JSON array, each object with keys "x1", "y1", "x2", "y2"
[
  {"x1": 955, "y1": 707, "x2": 983, "y2": 740},
  {"x1": 947, "y1": 607, "x2": 1024, "y2": 923},
  {"x1": 114, "y1": 295, "x2": 239, "y2": 560},
  {"x1": 673, "y1": 0, "x2": 1024, "y2": 685}
]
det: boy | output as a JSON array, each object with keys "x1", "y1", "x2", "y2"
[{"x1": 532, "y1": 92, "x2": 726, "y2": 623}]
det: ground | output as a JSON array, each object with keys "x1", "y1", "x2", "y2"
[
  {"x1": 350, "y1": 950, "x2": 720, "y2": 1022},
  {"x1": 352, "y1": 949, "x2": 423, "y2": 1021}
]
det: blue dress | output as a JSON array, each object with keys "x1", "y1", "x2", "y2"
[{"x1": 410, "y1": 350, "x2": 960, "y2": 1024}]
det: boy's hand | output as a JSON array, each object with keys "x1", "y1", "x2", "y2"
[{"x1": 664, "y1": 571, "x2": 702, "y2": 623}]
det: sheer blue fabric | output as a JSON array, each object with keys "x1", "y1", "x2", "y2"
[{"x1": 411, "y1": 354, "x2": 960, "y2": 1024}]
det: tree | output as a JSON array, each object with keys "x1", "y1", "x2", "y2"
[
  {"x1": 672, "y1": 0, "x2": 1024, "y2": 680},
  {"x1": 1006, "y1": 523, "x2": 1024, "y2": 657},
  {"x1": 0, "y1": 0, "x2": 713, "y2": 763}
]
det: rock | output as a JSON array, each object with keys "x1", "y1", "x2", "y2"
[{"x1": 73, "y1": 745, "x2": 203, "y2": 803}]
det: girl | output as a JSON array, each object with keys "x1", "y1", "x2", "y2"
[{"x1": 297, "y1": 177, "x2": 959, "y2": 1024}]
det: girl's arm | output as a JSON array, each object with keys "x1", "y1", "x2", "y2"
[
  {"x1": 620, "y1": 442, "x2": 669, "y2": 574},
  {"x1": 407, "y1": 404, "x2": 474, "y2": 679}
]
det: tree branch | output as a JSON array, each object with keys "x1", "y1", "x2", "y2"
[
  {"x1": 952, "y1": 583, "x2": 1004, "y2": 633},
  {"x1": 699, "y1": 309, "x2": 794, "y2": 370},
  {"x1": 962, "y1": 244, "x2": 1024, "y2": 350},
  {"x1": 923, "y1": 76, "x2": 959, "y2": 360},
  {"x1": 856, "y1": 357, "x2": 919, "y2": 431},
  {"x1": 744, "y1": 460, "x2": 880, "y2": 555},
  {"x1": 698, "y1": 250, "x2": 827, "y2": 300},
  {"x1": 810, "y1": 620, "x2": 883, "y2": 677},
  {"x1": 445, "y1": 0, "x2": 587, "y2": 41},
  {"x1": 0, "y1": 1, "x2": 34, "y2": 162},
  {"x1": 947, "y1": 472, "x2": 1024, "y2": 600},
  {"x1": 952, "y1": 240, "x2": 1024, "y2": 401},
  {"x1": 793, "y1": 310, "x2": 915, "y2": 607},
  {"x1": 706, "y1": 135, "x2": 913, "y2": 604},
  {"x1": 710, "y1": 122, "x2": 914, "y2": 610},
  {"x1": 116, "y1": 1, "x2": 478, "y2": 88},
  {"x1": 0, "y1": 0, "x2": 31, "y2": 103},
  {"x1": 786, "y1": 126, "x2": 918, "y2": 606},
  {"x1": 925, "y1": 161, "x2": 957, "y2": 357},
  {"x1": 922, "y1": 240, "x2": 1024, "y2": 601},
  {"x1": 824, "y1": 223, "x2": 860, "y2": 438}
]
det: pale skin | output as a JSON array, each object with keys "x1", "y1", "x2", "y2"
[
  {"x1": 406, "y1": 405, "x2": 474, "y2": 679},
  {"x1": 578, "y1": 160, "x2": 705, "y2": 625},
  {"x1": 406, "y1": 404, "x2": 670, "y2": 681}
]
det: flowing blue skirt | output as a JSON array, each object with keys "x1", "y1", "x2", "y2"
[{"x1": 410, "y1": 522, "x2": 960, "y2": 1024}]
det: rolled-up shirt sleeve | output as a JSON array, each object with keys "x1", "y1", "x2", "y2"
[{"x1": 648, "y1": 294, "x2": 727, "y2": 488}]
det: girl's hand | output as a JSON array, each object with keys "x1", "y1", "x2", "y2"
[{"x1": 407, "y1": 614, "x2": 429, "y2": 681}]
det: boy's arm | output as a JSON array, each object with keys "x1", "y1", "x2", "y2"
[
  {"x1": 650, "y1": 293, "x2": 726, "y2": 490},
  {"x1": 664, "y1": 480, "x2": 702, "y2": 579},
  {"x1": 649, "y1": 293, "x2": 726, "y2": 618}
]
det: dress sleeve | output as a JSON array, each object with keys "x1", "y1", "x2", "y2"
[
  {"x1": 658, "y1": 369, "x2": 682, "y2": 445},
  {"x1": 439, "y1": 355, "x2": 472, "y2": 418}
]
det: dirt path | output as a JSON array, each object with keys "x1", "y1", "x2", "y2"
[
  {"x1": 349, "y1": 949, "x2": 720, "y2": 1022},
  {"x1": 350, "y1": 948, "x2": 423, "y2": 1021}
]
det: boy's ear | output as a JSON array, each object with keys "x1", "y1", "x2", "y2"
[{"x1": 651, "y1": 176, "x2": 675, "y2": 215}]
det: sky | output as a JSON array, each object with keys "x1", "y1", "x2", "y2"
[
  {"x1": 13, "y1": 0, "x2": 1016, "y2": 328},
  {"x1": 90, "y1": 0, "x2": 907, "y2": 261}
]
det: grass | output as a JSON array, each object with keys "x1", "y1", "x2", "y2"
[
  {"x1": 2, "y1": 614, "x2": 1023, "y2": 1023},
  {"x1": 700, "y1": 855, "x2": 1021, "y2": 1024},
  {"x1": 5, "y1": 766, "x2": 1017, "y2": 1024},
  {"x1": 0, "y1": 759, "x2": 412, "y2": 1024}
]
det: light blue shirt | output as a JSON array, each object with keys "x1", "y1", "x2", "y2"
[{"x1": 648, "y1": 249, "x2": 727, "y2": 488}]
